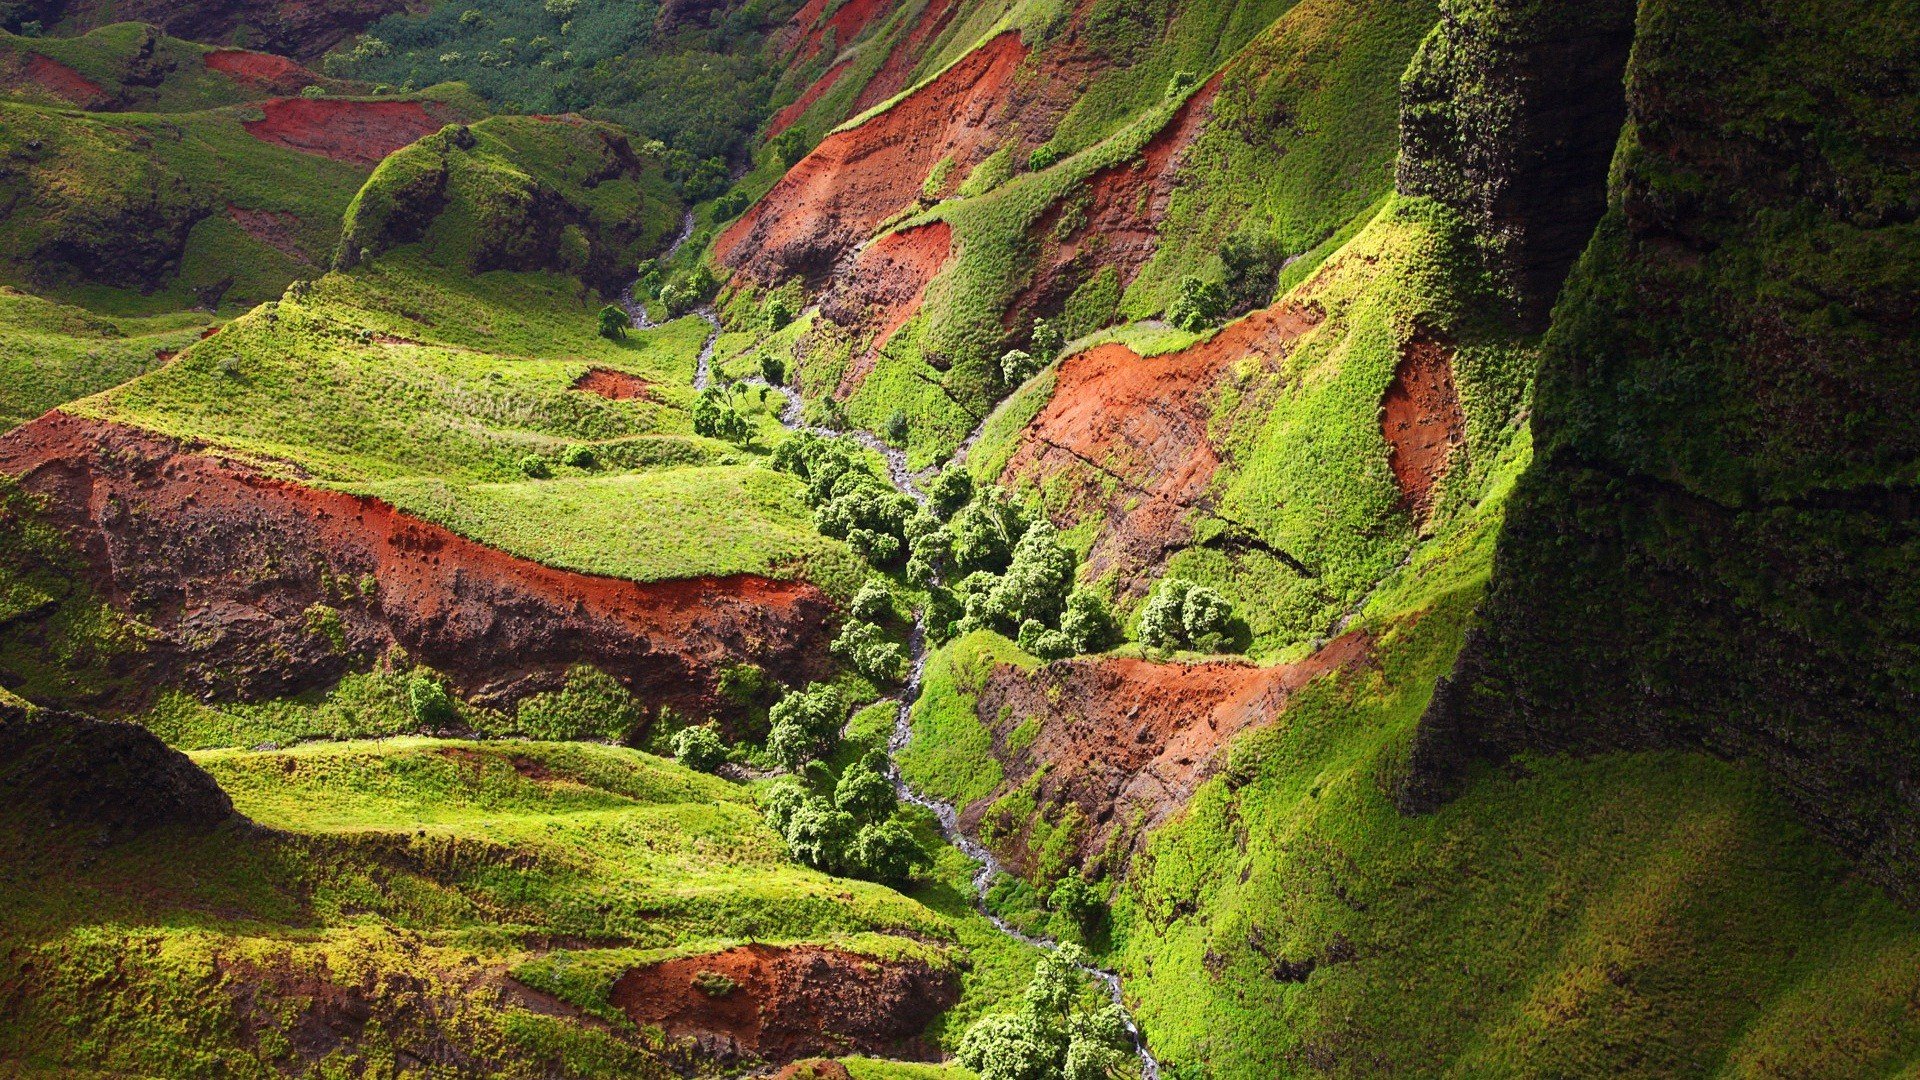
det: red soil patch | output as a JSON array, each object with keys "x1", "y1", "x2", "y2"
[
  {"x1": 849, "y1": 0, "x2": 962, "y2": 114},
  {"x1": 768, "y1": 60, "x2": 852, "y2": 138},
  {"x1": 783, "y1": 0, "x2": 890, "y2": 63},
  {"x1": 819, "y1": 221, "x2": 953, "y2": 396},
  {"x1": 204, "y1": 49, "x2": 318, "y2": 93},
  {"x1": 243, "y1": 97, "x2": 444, "y2": 168},
  {"x1": 1380, "y1": 335, "x2": 1465, "y2": 522},
  {"x1": 570, "y1": 367, "x2": 657, "y2": 401},
  {"x1": 0, "y1": 413, "x2": 835, "y2": 717},
  {"x1": 715, "y1": 32, "x2": 1027, "y2": 287},
  {"x1": 23, "y1": 54, "x2": 106, "y2": 107},
  {"x1": 608, "y1": 944, "x2": 955, "y2": 1065},
  {"x1": 228, "y1": 204, "x2": 310, "y2": 263},
  {"x1": 1001, "y1": 302, "x2": 1324, "y2": 599},
  {"x1": 967, "y1": 630, "x2": 1374, "y2": 872},
  {"x1": 1010, "y1": 76, "x2": 1222, "y2": 328}
]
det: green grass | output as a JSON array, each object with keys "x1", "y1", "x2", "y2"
[
  {"x1": 898, "y1": 630, "x2": 1036, "y2": 810},
  {"x1": 0, "y1": 287, "x2": 212, "y2": 431},
  {"x1": 1, "y1": 24, "x2": 351, "y2": 113},
  {"x1": 0, "y1": 736, "x2": 987, "y2": 1075}
]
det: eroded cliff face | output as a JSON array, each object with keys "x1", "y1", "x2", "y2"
[
  {"x1": 0, "y1": 413, "x2": 836, "y2": 721},
  {"x1": 1396, "y1": 0, "x2": 1636, "y2": 329},
  {"x1": 1405, "y1": 0, "x2": 1920, "y2": 899}
]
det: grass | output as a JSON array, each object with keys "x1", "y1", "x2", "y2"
[
  {"x1": 0, "y1": 287, "x2": 212, "y2": 431},
  {"x1": 1, "y1": 23, "x2": 351, "y2": 113},
  {"x1": 0, "y1": 736, "x2": 984, "y2": 1075},
  {"x1": 898, "y1": 630, "x2": 1036, "y2": 810}
]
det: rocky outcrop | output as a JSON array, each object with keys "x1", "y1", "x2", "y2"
[
  {"x1": 1403, "y1": 0, "x2": 1920, "y2": 901},
  {"x1": 606, "y1": 944, "x2": 956, "y2": 1065},
  {"x1": 0, "y1": 412, "x2": 836, "y2": 721},
  {"x1": 1396, "y1": 0, "x2": 1637, "y2": 329},
  {"x1": 0, "y1": 703, "x2": 237, "y2": 839}
]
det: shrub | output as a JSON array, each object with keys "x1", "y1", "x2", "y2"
[
  {"x1": 518, "y1": 454, "x2": 552, "y2": 479},
  {"x1": 671, "y1": 722, "x2": 728, "y2": 773},
  {"x1": 597, "y1": 303, "x2": 628, "y2": 339},
  {"x1": 1167, "y1": 276, "x2": 1228, "y2": 332},
  {"x1": 764, "y1": 298, "x2": 794, "y2": 334},
  {"x1": 766, "y1": 682, "x2": 846, "y2": 770},
  {"x1": 1181, "y1": 585, "x2": 1233, "y2": 652},
  {"x1": 407, "y1": 676, "x2": 457, "y2": 727},
  {"x1": 927, "y1": 468, "x2": 973, "y2": 520},
  {"x1": 850, "y1": 580, "x2": 895, "y2": 623},
  {"x1": 849, "y1": 819, "x2": 928, "y2": 884},
  {"x1": 1001, "y1": 348, "x2": 1040, "y2": 386},
  {"x1": 885, "y1": 409, "x2": 909, "y2": 445},
  {"x1": 692, "y1": 970, "x2": 737, "y2": 997},
  {"x1": 1059, "y1": 590, "x2": 1116, "y2": 654},
  {"x1": 1139, "y1": 578, "x2": 1234, "y2": 652},
  {"x1": 833, "y1": 620, "x2": 908, "y2": 684},
  {"x1": 1049, "y1": 871, "x2": 1104, "y2": 936},
  {"x1": 633, "y1": 258, "x2": 663, "y2": 299},
  {"x1": 1030, "y1": 318, "x2": 1065, "y2": 360},
  {"x1": 693, "y1": 387, "x2": 752, "y2": 445},
  {"x1": 835, "y1": 749, "x2": 898, "y2": 821},
  {"x1": 561, "y1": 443, "x2": 596, "y2": 469},
  {"x1": 712, "y1": 189, "x2": 749, "y2": 220},
  {"x1": 1221, "y1": 233, "x2": 1288, "y2": 314},
  {"x1": 950, "y1": 489, "x2": 1032, "y2": 575},
  {"x1": 1028, "y1": 145, "x2": 1062, "y2": 171},
  {"x1": 771, "y1": 128, "x2": 809, "y2": 168},
  {"x1": 1166, "y1": 70, "x2": 1198, "y2": 97},
  {"x1": 957, "y1": 947, "x2": 1132, "y2": 1080}
]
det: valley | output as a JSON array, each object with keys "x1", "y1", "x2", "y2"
[{"x1": 1, "y1": 0, "x2": 1916, "y2": 1077}]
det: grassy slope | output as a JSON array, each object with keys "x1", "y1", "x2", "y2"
[
  {"x1": 1, "y1": 23, "x2": 352, "y2": 112},
  {"x1": 0, "y1": 737, "x2": 980, "y2": 1075},
  {"x1": 0, "y1": 287, "x2": 212, "y2": 431}
]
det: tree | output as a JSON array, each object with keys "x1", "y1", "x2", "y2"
[
  {"x1": 1181, "y1": 584, "x2": 1233, "y2": 652},
  {"x1": 1139, "y1": 578, "x2": 1234, "y2": 652},
  {"x1": 835, "y1": 749, "x2": 897, "y2": 821},
  {"x1": 783, "y1": 796, "x2": 856, "y2": 873},
  {"x1": 1030, "y1": 318, "x2": 1065, "y2": 360},
  {"x1": 1220, "y1": 232, "x2": 1287, "y2": 313},
  {"x1": 927, "y1": 467, "x2": 973, "y2": 520},
  {"x1": 1166, "y1": 275, "x2": 1227, "y2": 332},
  {"x1": 957, "y1": 1010, "x2": 1065, "y2": 1080},
  {"x1": 760, "y1": 354, "x2": 787, "y2": 385},
  {"x1": 1049, "y1": 871, "x2": 1104, "y2": 936},
  {"x1": 693, "y1": 387, "x2": 752, "y2": 445},
  {"x1": 849, "y1": 819, "x2": 927, "y2": 884},
  {"x1": 766, "y1": 682, "x2": 846, "y2": 770},
  {"x1": 597, "y1": 303, "x2": 628, "y2": 339},
  {"x1": 771, "y1": 128, "x2": 808, "y2": 168},
  {"x1": 1001, "y1": 348, "x2": 1040, "y2": 386},
  {"x1": 408, "y1": 676, "x2": 456, "y2": 726},
  {"x1": 850, "y1": 580, "x2": 895, "y2": 623},
  {"x1": 1059, "y1": 590, "x2": 1116, "y2": 654},
  {"x1": 982, "y1": 521, "x2": 1076, "y2": 631},
  {"x1": 833, "y1": 619, "x2": 908, "y2": 683},
  {"x1": 765, "y1": 296, "x2": 795, "y2": 332},
  {"x1": 672, "y1": 722, "x2": 727, "y2": 773}
]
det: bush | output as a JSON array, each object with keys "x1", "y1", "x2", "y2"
[
  {"x1": 1139, "y1": 578, "x2": 1233, "y2": 652},
  {"x1": 850, "y1": 819, "x2": 929, "y2": 884},
  {"x1": 561, "y1": 443, "x2": 596, "y2": 469},
  {"x1": 518, "y1": 454, "x2": 552, "y2": 479},
  {"x1": 1028, "y1": 145, "x2": 1062, "y2": 171},
  {"x1": 957, "y1": 947, "x2": 1132, "y2": 1080},
  {"x1": 771, "y1": 128, "x2": 809, "y2": 168},
  {"x1": 1167, "y1": 276, "x2": 1228, "y2": 332},
  {"x1": 885, "y1": 409, "x2": 909, "y2": 445},
  {"x1": 1001, "y1": 348, "x2": 1040, "y2": 386},
  {"x1": 835, "y1": 749, "x2": 898, "y2": 821},
  {"x1": 766, "y1": 682, "x2": 846, "y2": 771},
  {"x1": 693, "y1": 387, "x2": 752, "y2": 445},
  {"x1": 671, "y1": 722, "x2": 728, "y2": 773},
  {"x1": 712, "y1": 189, "x2": 749, "y2": 220},
  {"x1": 1059, "y1": 590, "x2": 1116, "y2": 653},
  {"x1": 833, "y1": 620, "x2": 908, "y2": 684},
  {"x1": 1030, "y1": 318, "x2": 1065, "y2": 360},
  {"x1": 765, "y1": 297, "x2": 794, "y2": 334},
  {"x1": 407, "y1": 676, "x2": 457, "y2": 727},
  {"x1": 1221, "y1": 232, "x2": 1288, "y2": 313},
  {"x1": 597, "y1": 303, "x2": 628, "y2": 339},
  {"x1": 850, "y1": 580, "x2": 895, "y2": 623},
  {"x1": 1049, "y1": 871, "x2": 1104, "y2": 936},
  {"x1": 927, "y1": 467, "x2": 973, "y2": 520}
]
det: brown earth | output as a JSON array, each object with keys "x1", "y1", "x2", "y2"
[
  {"x1": 1010, "y1": 76, "x2": 1223, "y2": 329},
  {"x1": 1000, "y1": 302, "x2": 1324, "y2": 600},
  {"x1": 715, "y1": 32, "x2": 1027, "y2": 287},
  {"x1": 204, "y1": 49, "x2": 319, "y2": 94},
  {"x1": 607, "y1": 944, "x2": 956, "y2": 1065},
  {"x1": 848, "y1": 0, "x2": 962, "y2": 114},
  {"x1": 228, "y1": 204, "x2": 312, "y2": 263},
  {"x1": 1380, "y1": 335, "x2": 1465, "y2": 522},
  {"x1": 243, "y1": 97, "x2": 446, "y2": 168},
  {"x1": 820, "y1": 221, "x2": 953, "y2": 396},
  {"x1": 782, "y1": 0, "x2": 891, "y2": 63},
  {"x1": 22, "y1": 53, "x2": 107, "y2": 107},
  {"x1": 571, "y1": 367, "x2": 657, "y2": 402},
  {"x1": 768, "y1": 59, "x2": 851, "y2": 138},
  {"x1": 967, "y1": 631, "x2": 1374, "y2": 874},
  {"x1": 0, "y1": 412, "x2": 836, "y2": 719}
]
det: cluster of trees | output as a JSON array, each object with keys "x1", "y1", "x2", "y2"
[
  {"x1": 693, "y1": 385, "x2": 754, "y2": 445},
  {"x1": 1137, "y1": 578, "x2": 1234, "y2": 653},
  {"x1": 758, "y1": 678, "x2": 928, "y2": 885},
  {"x1": 773, "y1": 433, "x2": 918, "y2": 567},
  {"x1": 957, "y1": 947, "x2": 1137, "y2": 1080},
  {"x1": 1001, "y1": 318, "x2": 1065, "y2": 387}
]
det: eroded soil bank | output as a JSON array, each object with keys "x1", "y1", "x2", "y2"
[{"x1": 0, "y1": 412, "x2": 836, "y2": 718}]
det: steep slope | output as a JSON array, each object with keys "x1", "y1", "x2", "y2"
[{"x1": 1407, "y1": 0, "x2": 1920, "y2": 900}]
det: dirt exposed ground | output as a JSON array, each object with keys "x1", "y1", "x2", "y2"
[
  {"x1": 1380, "y1": 335, "x2": 1465, "y2": 522},
  {"x1": 768, "y1": 59, "x2": 851, "y2": 137},
  {"x1": 203, "y1": 48, "x2": 320, "y2": 93},
  {"x1": 1010, "y1": 77, "x2": 1223, "y2": 328},
  {"x1": 0, "y1": 412, "x2": 836, "y2": 718},
  {"x1": 715, "y1": 32, "x2": 1027, "y2": 287},
  {"x1": 608, "y1": 944, "x2": 956, "y2": 1065},
  {"x1": 570, "y1": 367, "x2": 658, "y2": 402},
  {"x1": 20, "y1": 53, "x2": 107, "y2": 107},
  {"x1": 242, "y1": 97, "x2": 447, "y2": 167},
  {"x1": 848, "y1": 0, "x2": 963, "y2": 114},
  {"x1": 1000, "y1": 302, "x2": 1324, "y2": 600},
  {"x1": 968, "y1": 631, "x2": 1374, "y2": 873},
  {"x1": 820, "y1": 221, "x2": 953, "y2": 396},
  {"x1": 227, "y1": 204, "x2": 312, "y2": 263}
]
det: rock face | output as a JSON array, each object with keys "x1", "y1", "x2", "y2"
[
  {"x1": 34, "y1": 0, "x2": 409, "y2": 61},
  {"x1": 1396, "y1": 0, "x2": 1637, "y2": 329},
  {"x1": 0, "y1": 412, "x2": 836, "y2": 719},
  {"x1": 1403, "y1": 0, "x2": 1920, "y2": 900},
  {"x1": 606, "y1": 945, "x2": 956, "y2": 1065},
  {"x1": 0, "y1": 702, "x2": 236, "y2": 838}
]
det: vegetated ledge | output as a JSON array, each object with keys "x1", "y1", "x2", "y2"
[{"x1": 0, "y1": 411, "x2": 837, "y2": 719}]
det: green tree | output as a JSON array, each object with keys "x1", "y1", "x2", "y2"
[
  {"x1": 849, "y1": 819, "x2": 927, "y2": 884},
  {"x1": 671, "y1": 722, "x2": 727, "y2": 773},
  {"x1": 835, "y1": 749, "x2": 897, "y2": 821},
  {"x1": 407, "y1": 676, "x2": 456, "y2": 726},
  {"x1": 597, "y1": 303, "x2": 628, "y2": 339},
  {"x1": 766, "y1": 682, "x2": 845, "y2": 771},
  {"x1": 1166, "y1": 275, "x2": 1228, "y2": 332}
]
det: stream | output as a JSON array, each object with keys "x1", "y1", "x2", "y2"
[{"x1": 636, "y1": 244, "x2": 1161, "y2": 1075}]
